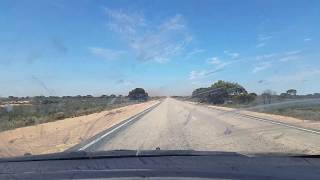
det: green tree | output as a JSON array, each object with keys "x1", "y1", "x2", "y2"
[
  {"x1": 286, "y1": 89, "x2": 297, "y2": 96},
  {"x1": 210, "y1": 80, "x2": 247, "y2": 95},
  {"x1": 192, "y1": 80, "x2": 251, "y2": 104},
  {"x1": 128, "y1": 88, "x2": 148, "y2": 101}
]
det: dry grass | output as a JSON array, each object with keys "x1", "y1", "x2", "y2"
[{"x1": 0, "y1": 100, "x2": 159, "y2": 158}]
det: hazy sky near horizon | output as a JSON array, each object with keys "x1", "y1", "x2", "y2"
[{"x1": 0, "y1": 0, "x2": 320, "y2": 96}]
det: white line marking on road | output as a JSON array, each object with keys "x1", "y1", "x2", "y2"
[
  {"x1": 78, "y1": 102, "x2": 160, "y2": 151},
  {"x1": 78, "y1": 116, "x2": 137, "y2": 151},
  {"x1": 245, "y1": 115, "x2": 320, "y2": 135}
]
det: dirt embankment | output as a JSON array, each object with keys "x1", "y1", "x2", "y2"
[{"x1": 0, "y1": 101, "x2": 159, "y2": 158}]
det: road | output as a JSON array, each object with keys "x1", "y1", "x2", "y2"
[{"x1": 86, "y1": 98, "x2": 320, "y2": 154}]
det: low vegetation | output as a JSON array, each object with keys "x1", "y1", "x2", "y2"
[{"x1": 0, "y1": 88, "x2": 153, "y2": 131}]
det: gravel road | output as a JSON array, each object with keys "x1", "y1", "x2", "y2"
[{"x1": 88, "y1": 98, "x2": 320, "y2": 154}]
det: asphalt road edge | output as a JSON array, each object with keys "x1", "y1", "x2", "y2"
[{"x1": 66, "y1": 101, "x2": 162, "y2": 152}]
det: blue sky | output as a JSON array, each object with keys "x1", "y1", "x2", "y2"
[{"x1": 0, "y1": 0, "x2": 320, "y2": 96}]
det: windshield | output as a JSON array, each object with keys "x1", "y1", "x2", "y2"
[{"x1": 1, "y1": 0, "x2": 320, "y2": 158}]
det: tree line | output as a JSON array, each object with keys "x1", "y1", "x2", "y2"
[
  {"x1": 191, "y1": 80, "x2": 320, "y2": 105},
  {"x1": 2, "y1": 88, "x2": 150, "y2": 104}
]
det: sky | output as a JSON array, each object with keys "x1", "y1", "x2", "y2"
[{"x1": 0, "y1": 0, "x2": 320, "y2": 96}]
